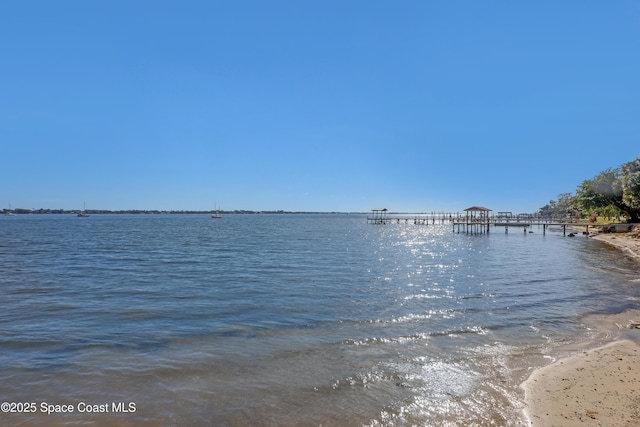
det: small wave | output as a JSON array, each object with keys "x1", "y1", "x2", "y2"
[
  {"x1": 403, "y1": 293, "x2": 442, "y2": 300},
  {"x1": 343, "y1": 326, "x2": 490, "y2": 346}
]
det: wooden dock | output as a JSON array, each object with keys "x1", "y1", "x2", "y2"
[
  {"x1": 367, "y1": 208, "x2": 599, "y2": 236},
  {"x1": 451, "y1": 219, "x2": 595, "y2": 236}
]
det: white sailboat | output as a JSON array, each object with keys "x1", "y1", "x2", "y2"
[
  {"x1": 5, "y1": 203, "x2": 15, "y2": 216},
  {"x1": 77, "y1": 202, "x2": 90, "y2": 217},
  {"x1": 211, "y1": 204, "x2": 222, "y2": 219}
]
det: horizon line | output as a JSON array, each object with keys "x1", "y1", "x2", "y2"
[{"x1": 3, "y1": 207, "x2": 541, "y2": 215}]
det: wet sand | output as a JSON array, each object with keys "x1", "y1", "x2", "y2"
[
  {"x1": 591, "y1": 231, "x2": 640, "y2": 260},
  {"x1": 523, "y1": 340, "x2": 640, "y2": 426}
]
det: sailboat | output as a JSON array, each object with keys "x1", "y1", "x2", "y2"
[
  {"x1": 77, "y1": 202, "x2": 90, "y2": 217},
  {"x1": 5, "y1": 203, "x2": 15, "y2": 216},
  {"x1": 211, "y1": 204, "x2": 222, "y2": 219}
]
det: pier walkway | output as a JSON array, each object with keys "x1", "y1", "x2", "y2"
[{"x1": 367, "y1": 208, "x2": 603, "y2": 236}]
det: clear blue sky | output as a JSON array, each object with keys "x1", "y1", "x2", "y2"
[{"x1": 1, "y1": 1, "x2": 639, "y2": 212}]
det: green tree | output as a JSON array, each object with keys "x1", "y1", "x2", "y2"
[
  {"x1": 556, "y1": 192, "x2": 576, "y2": 217},
  {"x1": 574, "y1": 158, "x2": 640, "y2": 223},
  {"x1": 538, "y1": 202, "x2": 554, "y2": 217},
  {"x1": 539, "y1": 192, "x2": 576, "y2": 218},
  {"x1": 575, "y1": 169, "x2": 623, "y2": 211},
  {"x1": 621, "y1": 158, "x2": 640, "y2": 219}
]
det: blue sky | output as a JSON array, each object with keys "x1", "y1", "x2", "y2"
[{"x1": 1, "y1": 1, "x2": 639, "y2": 212}]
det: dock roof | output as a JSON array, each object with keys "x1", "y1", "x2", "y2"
[{"x1": 464, "y1": 206, "x2": 492, "y2": 212}]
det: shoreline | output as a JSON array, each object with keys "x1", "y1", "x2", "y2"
[
  {"x1": 522, "y1": 228, "x2": 640, "y2": 426},
  {"x1": 523, "y1": 339, "x2": 640, "y2": 426},
  {"x1": 590, "y1": 230, "x2": 640, "y2": 260}
]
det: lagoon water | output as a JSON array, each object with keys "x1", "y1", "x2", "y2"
[{"x1": 1, "y1": 214, "x2": 639, "y2": 426}]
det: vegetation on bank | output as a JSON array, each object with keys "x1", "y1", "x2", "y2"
[{"x1": 540, "y1": 158, "x2": 640, "y2": 223}]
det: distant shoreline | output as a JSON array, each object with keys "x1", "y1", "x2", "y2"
[{"x1": 2, "y1": 209, "x2": 367, "y2": 215}]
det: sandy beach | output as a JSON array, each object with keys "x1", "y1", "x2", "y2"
[
  {"x1": 523, "y1": 339, "x2": 640, "y2": 426},
  {"x1": 523, "y1": 227, "x2": 640, "y2": 426}
]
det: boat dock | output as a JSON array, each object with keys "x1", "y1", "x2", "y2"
[
  {"x1": 368, "y1": 207, "x2": 597, "y2": 236},
  {"x1": 368, "y1": 208, "x2": 455, "y2": 225}
]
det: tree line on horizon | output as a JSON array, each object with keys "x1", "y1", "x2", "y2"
[{"x1": 540, "y1": 157, "x2": 640, "y2": 223}]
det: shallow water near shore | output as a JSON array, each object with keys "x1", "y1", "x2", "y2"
[{"x1": 1, "y1": 214, "x2": 638, "y2": 426}]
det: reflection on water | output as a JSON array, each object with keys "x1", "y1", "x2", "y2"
[{"x1": 0, "y1": 214, "x2": 638, "y2": 426}]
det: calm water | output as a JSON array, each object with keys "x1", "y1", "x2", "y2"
[{"x1": 1, "y1": 214, "x2": 639, "y2": 426}]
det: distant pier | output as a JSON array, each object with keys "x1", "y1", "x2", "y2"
[
  {"x1": 367, "y1": 208, "x2": 454, "y2": 225},
  {"x1": 368, "y1": 207, "x2": 597, "y2": 236}
]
